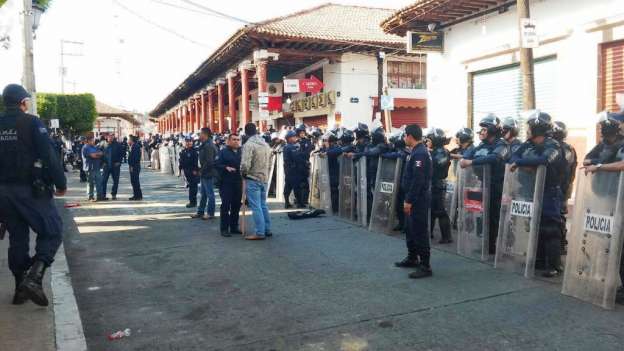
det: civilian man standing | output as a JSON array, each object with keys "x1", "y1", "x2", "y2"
[
  {"x1": 0, "y1": 84, "x2": 67, "y2": 306},
  {"x1": 128, "y1": 135, "x2": 143, "y2": 201},
  {"x1": 240, "y1": 123, "x2": 273, "y2": 240},
  {"x1": 395, "y1": 124, "x2": 433, "y2": 279},
  {"x1": 192, "y1": 128, "x2": 217, "y2": 220},
  {"x1": 101, "y1": 134, "x2": 124, "y2": 200},
  {"x1": 216, "y1": 134, "x2": 243, "y2": 237},
  {"x1": 82, "y1": 135, "x2": 104, "y2": 202},
  {"x1": 179, "y1": 136, "x2": 199, "y2": 208}
]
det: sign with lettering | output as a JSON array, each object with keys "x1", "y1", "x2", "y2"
[
  {"x1": 584, "y1": 213, "x2": 614, "y2": 235},
  {"x1": 380, "y1": 182, "x2": 394, "y2": 194},
  {"x1": 290, "y1": 91, "x2": 336, "y2": 113},
  {"x1": 520, "y1": 18, "x2": 539, "y2": 48},
  {"x1": 50, "y1": 119, "x2": 60, "y2": 129},
  {"x1": 511, "y1": 200, "x2": 533, "y2": 218}
]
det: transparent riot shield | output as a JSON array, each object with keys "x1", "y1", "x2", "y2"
[
  {"x1": 562, "y1": 171, "x2": 624, "y2": 309},
  {"x1": 151, "y1": 149, "x2": 160, "y2": 170},
  {"x1": 369, "y1": 157, "x2": 402, "y2": 234},
  {"x1": 356, "y1": 157, "x2": 368, "y2": 227},
  {"x1": 317, "y1": 156, "x2": 332, "y2": 214},
  {"x1": 309, "y1": 154, "x2": 321, "y2": 209},
  {"x1": 266, "y1": 152, "x2": 277, "y2": 198},
  {"x1": 338, "y1": 155, "x2": 355, "y2": 222},
  {"x1": 494, "y1": 165, "x2": 546, "y2": 278},
  {"x1": 457, "y1": 164, "x2": 490, "y2": 261},
  {"x1": 446, "y1": 159, "x2": 460, "y2": 237},
  {"x1": 172, "y1": 145, "x2": 181, "y2": 177},
  {"x1": 160, "y1": 146, "x2": 172, "y2": 174},
  {"x1": 276, "y1": 152, "x2": 285, "y2": 202}
]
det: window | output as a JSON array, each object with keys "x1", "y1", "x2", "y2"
[{"x1": 387, "y1": 61, "x2": 426, "y2": 89}]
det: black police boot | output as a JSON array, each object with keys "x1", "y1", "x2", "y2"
[
  {"x1": 408, "y1": 265, "x2": 433, "y2": 279},
  {"x1": 265, "y1": 231, "x2": 273, "y2": 238},
  {"x1": 20, "y1": 260, "x2": 49, "y2": 307},
  {"x1": 186, "y1": 202, "x2": 197, "y2": 208},
  {"x1": 541, "y1": 268, "x2": 562, "y2": 278},
  {"x1": 220, "y1": 229, "x2": 232, "y2": 237},
  {"x1": 12, "y1": 272, "x2": 28, "y2": 305},
  {"x1": 438, "y1": 216, "x2": 453, "y2": 244},
  {"x1": 394, "y1": 254, "x2": 419, "y2": 268},
  {"x1": 284, "y1": 200, "x2": 292, "y2": 209},
  {"x1": 230, "y1": 227, "x2": 243, "y2": 235},
  {"x1": 392, "y1": 223, "x2": 403, "y2": 232}
]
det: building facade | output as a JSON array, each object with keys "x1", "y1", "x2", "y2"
[{"x1": 151, "y1": 4, "x2": 429, "y2": 134}]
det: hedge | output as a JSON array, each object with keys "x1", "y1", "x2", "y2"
[{"x1": 37, "y1": 93, "x2": 97, "y2": 133}]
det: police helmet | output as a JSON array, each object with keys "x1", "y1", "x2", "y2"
[
  {"x1": 598, "y1": 111, "x2": 624, "y2": 137},
  {"x1": 338, "y1": 129, "x2": 355, "y2": 144},
  {"x1": 388, "y1": 130, "x2": 406, "y2": 149},
  {"x1": 295, "y1": 124, "x2": 307, "y2": 134},
  {"x1": 2, "y1": 84, "x2": 31, "y2": 106},
  {"x1": 552, "y1": 121, "x2": 568, "y2": 142},
  {"x1": 354, "y1": 122, "x2": 370, "y2": 139},
  {"x1": 526, "y1": 111, "x2": 553, "y2": 138},
  {"x1": 426, "y1": 128, "x2": 450, "y2": 147},
  {"x1": 478, "y1": 113, "x2": 502, "y2": 136},
  {"x1": 309, "y1": 126, "x2": 322, "y2": 139},
  {"x1": 285, "y1": 130, "x2": 297, "y2": 140},
  {"x1": 322, "y1": 131, "x2": 338, "y2": 143},
  {"x1": 455, "y1": 128, "x2": 474, "y2": 145},
  {"x1": 501, "y1": 117, "x2": 519, "y2": 137}
]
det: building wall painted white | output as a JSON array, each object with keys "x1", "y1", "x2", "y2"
[
  {"x1": 0, "y1": 0, "x2": 25, "y2": 88},
  {"x1": 427, "y1": 0, "x2": 624, "y2": 150}
]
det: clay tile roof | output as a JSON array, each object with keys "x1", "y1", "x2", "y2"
[
  {"x1": 251, "y1": 3, "x2": 404, "y2": 46},
  {"x1": 96, "y1": 100, "x2": 133, "y2": 117}
]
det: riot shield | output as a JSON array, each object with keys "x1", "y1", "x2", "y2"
[
  {"x1": 356, "y1": 157, "x2": 368, "y2": 227},
  {"x1": 457, "y1": 165, "x2": 490, "y2": 261},
  {"x1": 309, "y1": 154, "x2": 320, "y2": 209},
  {"x1": 309, "y1": 154, "x2": 332, "y2": 213},
  {"x1": 369, "y1": 157, "x2": 402, "y2": 234},
  {"x1": 172, "y1": 145, "x2": 181, "y2": 177},
  {"x1": 494, "y1": 165, "x2": 546, "y2": 278},
  {"x1": 151, "y1": 149, "x2": 160, "y2": 170},
  {"x1": 266, "y1": 152, "x2": 276, "y2": 197},
  {"x1": 276, "y1": 152, "x2": 285, "y2": 202},
  {"x1": 562, "y1": 171, "x2": 624, "y2": 309},
  {"x1": 160, "y1": 146, "x2": 172, "y2": 174},
  {"x1": 338, "y1": 155, "x2": 355, "y2": 222},
  {"x1": 446, "y1": 160, "x2": 460, "y2": 226}
]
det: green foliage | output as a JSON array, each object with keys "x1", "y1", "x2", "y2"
[
  {"x1": 0, "y1": 0, "x2": 7, "y2": 9},
  {"x1": 37, "y1": 93, "x2": 97, "y2": 133},
  {"x1": 33, "y1": 0, "x2": 52, "y2": 11}
]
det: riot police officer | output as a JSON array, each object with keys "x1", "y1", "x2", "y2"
[
  {"x1": 296, "y1": 124, "x2": 314, "y2": 206},
  {"x1": 460, "y1": 114, "x2": 509, "y2": 254},
  {"x1": 352, "y1": 124, "x2": 390, "y2": 222},
  {"x1": 338, "y1": 128, "x2": 356, "y2": 152},
  {"x1": 0, "y1": 84, "x2": 67, "y2": 306},
  {"x1": 395, "y1": 124, "x2": 433, "y2": 279},
  {"x1": 179, "y1": 136, "x2": 200, "y2": 208},
  {"x1": 450, "y1": 128, "x2": 475, "y2": 160},
  {"x1": 552, "y1": 121, "x2": 577, "y2": 253},
  {"x1": 283, "y1": 131, "x2": 306, "y2": 208},
  {"x1": 319, "y1": 131, "x2": 342, "y2": 213},
  {"x1": 383, "y1": 130, "x2": 410, "y2": 231},
  {"x1": 427, "y1": 128, "x2": 452, "y2": 244},
  {"x1": 502, "y1": 116, "x2": 523, "y2": 157},
  {"x1": 584, "y1": 112, "x2": 624, "y2": 166},
  {"x1": 510, "y1": 112, "x2": 566, "y2": 278}
]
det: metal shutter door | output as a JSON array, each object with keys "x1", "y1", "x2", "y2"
[{"x1": 602, "y1": 40, "x2": 624, "y2": 112}]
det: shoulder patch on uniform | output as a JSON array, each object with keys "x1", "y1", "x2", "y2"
[
  {"x1": 415, "y1": 160, "x2": 422, "y2": 167},
  {"x1": 39, "y1": 127, "x2": 48, "y2": 134}
]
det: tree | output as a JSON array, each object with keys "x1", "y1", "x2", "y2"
[{"x1": 37, "y1": 93, "x2": 97, "y2": 134}]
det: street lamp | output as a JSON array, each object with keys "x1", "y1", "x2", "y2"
[{"x1": 31, "y1": 3, "x2": 44, "y2": 33}]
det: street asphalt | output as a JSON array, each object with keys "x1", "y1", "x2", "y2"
[{"x1": 58, "y1": 165, "x2": 624, "y2": 351}]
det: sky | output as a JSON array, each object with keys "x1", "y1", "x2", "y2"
[{"x1": 1, "y1": 0, "x2": 414, "y2": 113}]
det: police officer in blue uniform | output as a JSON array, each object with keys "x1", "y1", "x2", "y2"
[
  {"x1": 128, "y1": 135, "x2": 143, "y2": 200},
  {"x1": 179, "y1": 136, "x2": 199, "y2": 208},
  {"x1": 552, "y1": 121, "x2": 577, "y2": 253},
  {"x1": 584, "y1": 112, "x2": 624, "y2": 167},
  {"x1": 461, "y1": 114, "x2": 510, "y2": 254},
  {"x1": 319, "y1": 131, "x2": 342, "y2": 213},
  {"x1": 502, "y1": 116, "x2": 523, "y2": 157},
  {"x1": 426, "y1": 128, "x2": 453, "y2": 244},
  {"x1": 101, "y1": 134, "x2": 124, "y2": 200},
  {"x1": 510, "y1": 112, "x2": 566, "y2": 277},
  {"x1": 450, "y1": 128, "x2": 475, "y2": 161},
  {"x1": 383, "y1": 131, "x2": 410, "y2": 231},
  {"x1": 283, "y1": 131, "x2": 305, "y2": 208},
  {"x1": 296, "y1": 125, "x2": 314, "y2": 206},
  {"x1": 0, "y1": 84, "x2": 67, "y2": 306},
  {"x1": 395, "y1": 124, "x2": 433, "y2": 279},
  {"x1": 352, "y1": 125, "x2": 390, "y2": 222},
  {"x1": 338, "y1": 128, "x2": 356, "y2": 153}
]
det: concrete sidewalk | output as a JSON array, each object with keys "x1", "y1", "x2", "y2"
[{"x1": 0, "y1": 196, "x2": 87, "y2": 351}]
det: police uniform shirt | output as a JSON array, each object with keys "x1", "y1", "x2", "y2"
[{"x1": 403, "y1": 143, "x2": 432, "y2": 205}]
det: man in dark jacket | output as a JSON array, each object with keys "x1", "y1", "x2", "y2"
[
  {"x1": 192, "y1": 128, "x2": 218, "y2": 220},
  {"x1": 395, "y1": 124, "x2": 433, "y2": 279},
  {"x1": 216, "y1": 134, "x2": 243, "y2": 237},
  {"x1": 179, "y1": 136, "x2": 199, "y2": 208},
  {"x1": 319, "y1": 132, "x2": 342, "y2": 213},
  {"x1": 128, "y1": 135, "x2": 143, "y2": 200},
  {"x1": 0, "y1": 84, "x2": 67, "y2": 306},
  {"x1": 101, "y1": 134, "x2": 124, "y2": 200}
]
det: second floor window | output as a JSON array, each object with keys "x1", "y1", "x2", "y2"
[{"x1": 388, "y1": 61, "x2": 426, "y2": 89}]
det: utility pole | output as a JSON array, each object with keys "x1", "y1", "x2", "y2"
[
  {"x1": 60, "y1": 40, "x2": 84, "y2": 93},
  {"x1": 22, "y1": 0, "x2": 37, "y2": 114},
  {"x1": 517, "y1": 0, "x2": 536, "y2": 110}
]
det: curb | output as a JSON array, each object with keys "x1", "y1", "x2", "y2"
[{"x1": 51, "y1": 243, "x2": 87, "y2": 351}]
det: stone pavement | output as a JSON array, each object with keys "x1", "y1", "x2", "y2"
[{"x1": 57, "y1": 165, "x2": 624, "y2": 351}]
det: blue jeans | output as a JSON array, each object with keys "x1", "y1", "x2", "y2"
[
  {"x1": 101, "y1": 164, "x2": 121, "y2": 197},
  {"x1": 246, "y1": 179, "x2": 271, "y2": 236},
  {"x1": 197, "y1": 177, "x2": 216, "y2": 216},
  {"x1": 87, "y1": 169, "x2": 103, "y2": 199}
]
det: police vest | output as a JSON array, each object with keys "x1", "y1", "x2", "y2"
[{"x1": 0, "y1": 111, "x2": 37, "y2": 185}]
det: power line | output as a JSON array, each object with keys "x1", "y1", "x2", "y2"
[
  {"x1": 149, "y1": 0, "x2": 239, "y2": 21},
  {"x1": 112, "y1": 0, "x2": 210, "y2": 48},
  {"x1": 179, "y1": 0, "x2": 253, "y2": 24}
]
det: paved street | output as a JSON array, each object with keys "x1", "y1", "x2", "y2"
[{"x1": 57, "y1": 166, "x2": 624, "y2": 351}]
